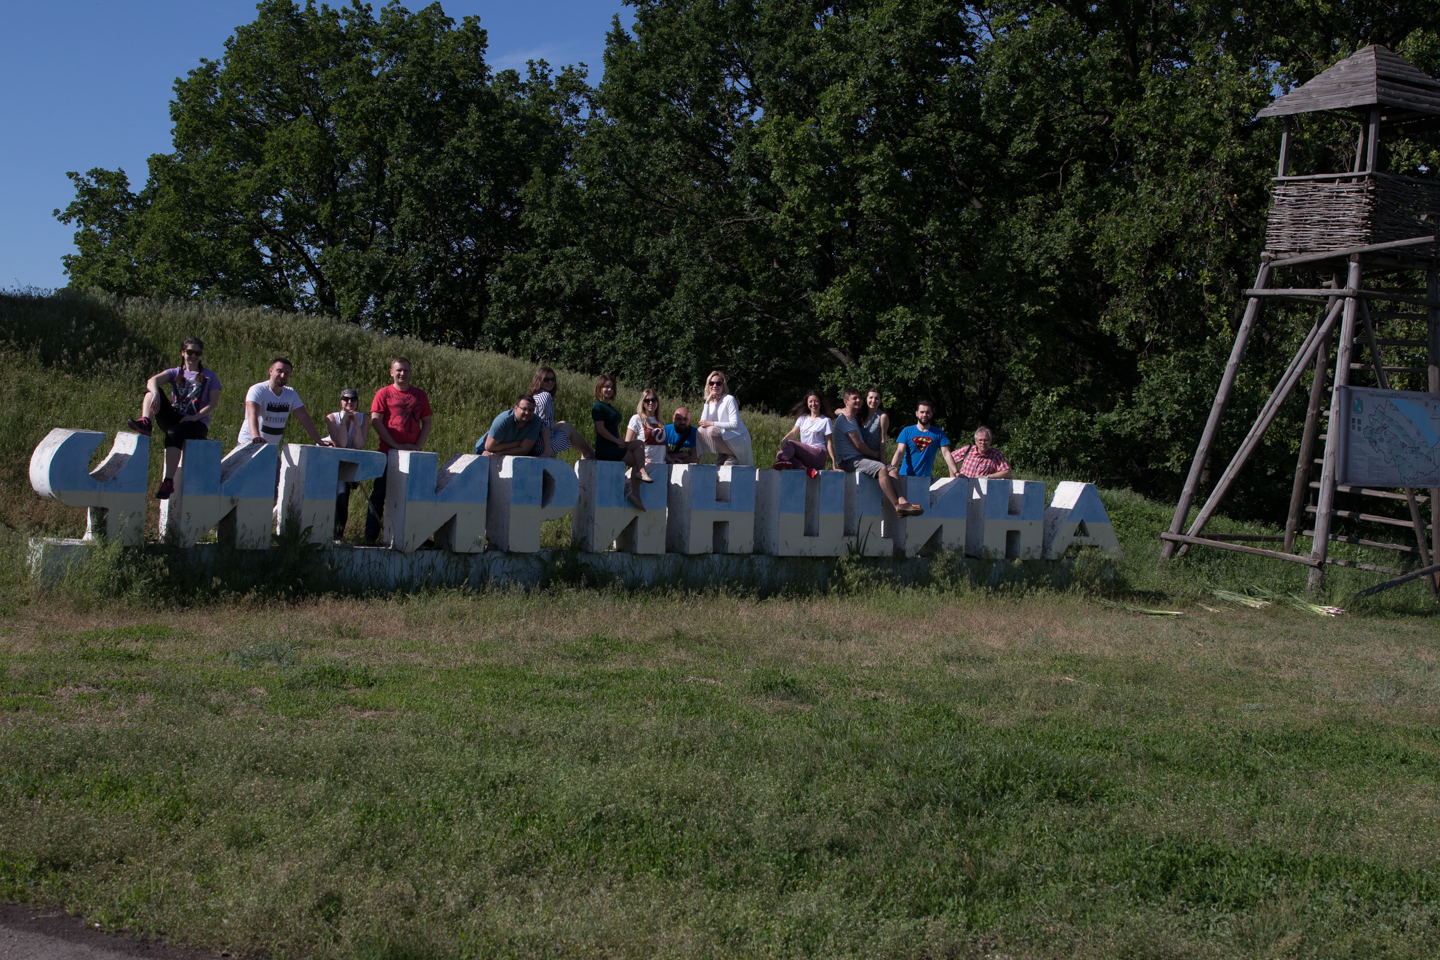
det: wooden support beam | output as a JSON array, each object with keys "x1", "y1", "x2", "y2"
[
  {"x1": 1310, "y1": 261, "x2": 1364, "y2": 592},
  {"x1": 1183, "y1": 298, "x2": 1343, "y2": 548},
  {"x1": 1429, "y1": 267, "x2": 1439, "y2": 579},
  {"x1": 1366, "y1": 107, "x2": 1381, "y2": 172},
  {"x1": 1309, "y1": 482, "x2": 1429, "y2": 503},
  {"x1": 1278, "y1": 116, "x2": 1291, "y2": 178},
  {"x1": 1327, "y1": 557, "x2": 1406, "y2": 575},
  {"x1": 1243, "y1": 289, "x2": 1440, "y2": 308},
  {"x1": 1359, "y1": 301, "x2": 1436, "y2": 593},
  {"x1": 1162, "y1": 262, "x2": 1272, "y2": 560},
  {"x1": 1303, "y1": 530, "x2": 1420, "y2": 554},
  {"x1": 1349, "y1": 364, "x2": 1429, "y2": 374},
  {"x1": 1158, "y1": 532, "x2": 1320, "y2": 566},
  {"x1": 1287, "y1": 325, "x2": 1332, "y2": 552},
  {"x1": 1265, "y1": 236, "x2": 1439, "y2": 270},
  {"x1": 1205, "y1": 533, "x2": 1285, "y2": 542},
  {"x1": 1353, "y1": 561, "x2": 1440, "y2": 599},
  {"x1": 1305, "y1": 505, "x2": 1434, "y2": 531}
]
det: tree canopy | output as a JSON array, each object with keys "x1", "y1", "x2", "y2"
[
  {"x1": 57, "y1": 0, "x2": 1440, "y2": 516},
  {"x1": 57, "y1": 0, "x2": 584, "y2": 343}
]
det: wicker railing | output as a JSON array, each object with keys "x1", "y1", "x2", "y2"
[{"x1": 1264, "y1": 172, "x2": 1440, "y2": 255}]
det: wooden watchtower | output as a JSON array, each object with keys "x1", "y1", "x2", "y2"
[{"x1": 1159, "y1": 45, "x2": 1440, "y2": 595}]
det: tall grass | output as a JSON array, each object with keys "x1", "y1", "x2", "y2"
[{"x1": 0, "y1": 289, "x2": 795, "y2": 538}]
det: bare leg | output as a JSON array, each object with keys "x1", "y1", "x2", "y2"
[
  {"x1": 622, "y1": 447, "x2": 648, "y2": 509},
  {"x1": 140, "y1": 388, "x2": 160, "y2": 419},
  {"x1": 625, "y1": 441, "x2": 652, "y2": 482},
  {"x1": 887, "y1": 467, "x2": 912, "y2": 506},
  {"x1": 557, "y1": 422, "x2": 596, "y2": 458},
  {"x1": 877, "y1": 470, "x2": 902, "y2": 509}
]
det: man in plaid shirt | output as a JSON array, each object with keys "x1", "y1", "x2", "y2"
[{"x1": 951, "y1": 426, "x2": 1011, "y2": 479}]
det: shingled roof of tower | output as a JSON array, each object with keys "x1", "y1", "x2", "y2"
[{"x1": 1258, "y1": 45, "x2": 1440, "y2": 120}]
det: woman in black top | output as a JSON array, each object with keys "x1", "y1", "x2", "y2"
[{"x1": 592, "y1": 374, "x2": 651, "y2": 510}]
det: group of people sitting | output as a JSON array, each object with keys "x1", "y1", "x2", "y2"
[
  {"x1": 125, "y1": 338, "x2": 1011, "y2": 533},
  {"x1": 774, "y1": 387, "x2": 1009, "y2": 518},
  {"x1": 475, "y1": 368, "x2": 754, "y2": 509}
]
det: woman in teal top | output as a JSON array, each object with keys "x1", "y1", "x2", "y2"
[{"x1": 592, "y1": 374, "x2": 651, "y2": 509}]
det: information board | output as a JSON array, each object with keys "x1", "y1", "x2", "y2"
[{"x1": 1338, "y1": 385, "x2": 1440, "y2": 488}]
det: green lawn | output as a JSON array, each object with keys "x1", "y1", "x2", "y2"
[
  {"x1": 1, "y1": 586, "x2": 1438, "y2": 959},
  {"x1": 4, "y1": 288, "x2": 1440, "y2": 958}
]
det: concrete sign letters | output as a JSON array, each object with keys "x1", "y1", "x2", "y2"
[
  {"x1": 29, "y1": 433, "x2": 1123, "y2": 568},
  {"x1": 384, "y1": 451, "x2": 489, "y2": 553},
  {"x1": 29, "y1": 428, "x2": 150, "y2": 546}
]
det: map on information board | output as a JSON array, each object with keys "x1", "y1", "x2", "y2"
[{"x1": 1339, "y1": 386, "x2": 1440, "y2": 488}]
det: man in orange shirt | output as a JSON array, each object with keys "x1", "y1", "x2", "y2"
[{"x1": 365, "y1": 357, "x2": 433, "y2": 544}]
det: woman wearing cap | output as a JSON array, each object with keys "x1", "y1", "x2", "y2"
[{"x1": 326, "y1": 388, "x2": 370, "y2": 538}]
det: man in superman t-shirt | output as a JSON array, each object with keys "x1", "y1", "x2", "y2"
[{"x1": 892, "y1": 400, "x2": 960, "y2": 479}]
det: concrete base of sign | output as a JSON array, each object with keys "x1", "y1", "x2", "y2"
[{"x1": 28, "y1": 537, "x2": 1114, "y2": 595}]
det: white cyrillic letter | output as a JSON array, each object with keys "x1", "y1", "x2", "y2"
[
  {"x1": 573, "y1": 460, "x2": 668, "y2": 553},
  {"x1": 486, "y1": 456, "x2": 579, "y2": 552},
  {"x1": 160, "y1": 440, "x2": 279, "y2": 549},
  {"x1": 665, "y1": 464, "x2": 757, "y2": 554},
  {"x1": 384, "y1": 450, "x2": 489, "y2": 553},
  {"x1": 29, "y1": 429, "x2": 150, "y2": 545},
  {"x1": 755, "y1": 469, "x2": 845, "y2": 556},
  {"x1": 887, "y1": 476, "x2": 971, "y2": 557},
  {"x1": 1043, "y1": 481, "x2": 1122, "y2": 558},
  {"x1": 967, "y1": 479, "x2": 1045, "y2": 559},
  {"x1": 277, "y1": 444, "x2": 387, "y2": 544}
]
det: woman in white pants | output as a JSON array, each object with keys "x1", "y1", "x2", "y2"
[{"x1": 697, "y1": 370, "x2": 752, "y2": 466}]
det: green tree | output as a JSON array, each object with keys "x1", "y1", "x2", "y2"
[
  {"x1": 57, "y1": 0, "x2": 583, "y2": 344},
  {"x1": 490, "y1": 0, "x2": 1440, "y2": 517}
]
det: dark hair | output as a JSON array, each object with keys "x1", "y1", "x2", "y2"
[
  {"x1": 529, "y1": 365, "x2": 558, "y2": 395},
  {"x1": 515, "y1": 393, "x2": 536, "y2": 407},
  {"x1": 842, "y1": 387, "x2": 862, "y2": 400},
  {"x1": 391, "y1": 357, "x2": 411, "y2": 369},
  {"x1": 915, "y1": 399, "x2": 935, "y2": 410},
  {"x1": 270, "y1": 357, "x2": 292, "y2": 369},
  {"x1": 182, "y1": 337, "x2": 204, "y2": 352},
  {"x1": 792, "y1": 389, "x2": 831, "y2": 419},
  {"x1": 593, "y1": 374, "x2": 616, "y2": 401}
]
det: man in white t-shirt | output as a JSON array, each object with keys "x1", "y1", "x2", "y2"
[{"x1": 237, "y1": 357, "x2": 331, "y2": 447}]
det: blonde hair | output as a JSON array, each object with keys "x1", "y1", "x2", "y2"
[
  {"x1": 635, "y1": 389, "x2": 660, "y2": 418},
  {"x1": 704, "y1": 370, "x2": 728, "y2": 398}
]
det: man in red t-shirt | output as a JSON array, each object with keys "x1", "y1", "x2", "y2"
[{"x1": 365, "y1": 357, "x2": 434, "y2": 544}]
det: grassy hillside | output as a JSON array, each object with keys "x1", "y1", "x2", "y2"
[
  {"x1": 2, "y1": 294, "x2": 1439, "y2": 958},
  {"x1": 0, "y1": 289, "x2": 799, "y2": 540},
  {"x1": 0, "y1": 288, "x2": 1433, "y2": 611}
]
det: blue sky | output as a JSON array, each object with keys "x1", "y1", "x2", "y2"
[{"x1": 0, "y1": 0, "x2": 631, "y2": 291}]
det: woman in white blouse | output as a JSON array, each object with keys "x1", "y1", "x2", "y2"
[
  {"x1": 777, "y1": 390, "x2": 836, "y2": 472},
  {"x1": 697, "y1": 370, "x2": 753, "y2": 466}
]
